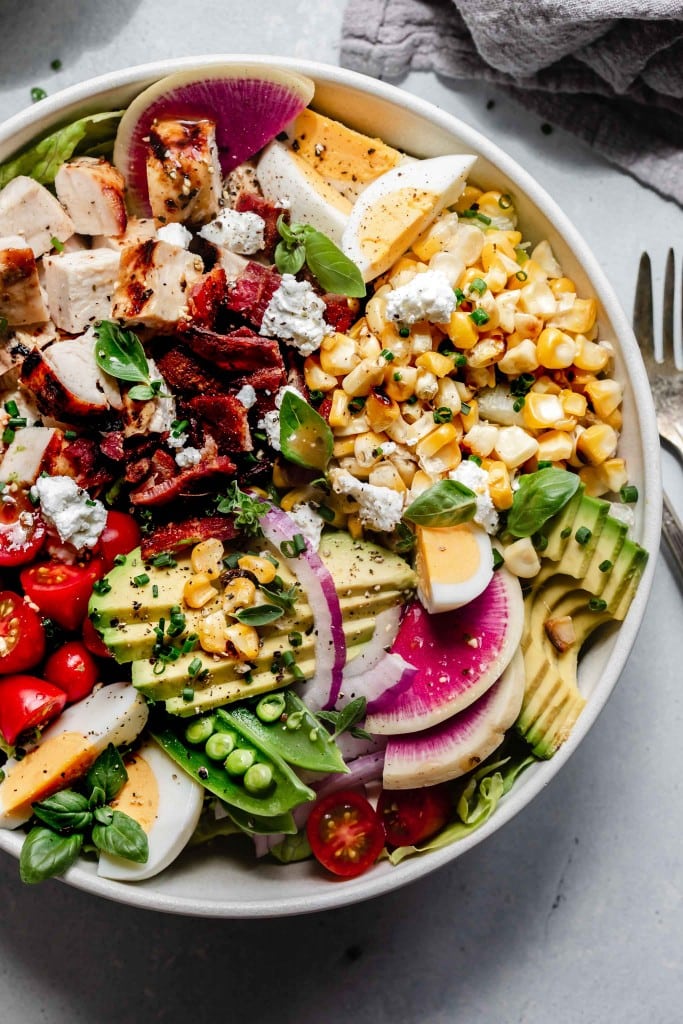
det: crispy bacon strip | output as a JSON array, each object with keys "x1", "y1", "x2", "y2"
[
  {"x1": 130, "y1": 450, "x2": 236, "y2": 506},
  {"x1": 181, "y1": 325, "x2": 283, "y2": 373},
  {"x1": 188, "y1": 394, "x2": 252, "y2": 453},
  {"x1": 140, "y1": 515, "x2": 239, "y2": 559},
  {"x1": 154, "y1": 346, "x2": 226, "y2": 397},
  {"x1": 185, "y1": 266, "x2": 228, "y2": 329},
  {"x1": 225, "y1": 261, "x2": 281, "y2": 329}
]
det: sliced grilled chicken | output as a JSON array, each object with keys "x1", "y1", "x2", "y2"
[
  {"x1": 112, "y1": 239, "x2": 204, "y2": 330},
  {"x1": 43, "y1": 249, "x2": 120, "y2": 334},
  {"x1": 0, "y1": 176, "x2": 74, "y2": 257},
  {"x1": 54, "y1": 157, "x2": 127, "y2": 237},
  {"x1": 146, "y1": 119, "x2": 222, "y2": 226},
  {"x1": 21, "y1": 330, "x2": 122, "y2": 419},
  {"x1": 92, "y1": 216, "x2": 158, "y2": 253},
  {"x1": 0, "y1": 244, "x2": 49, "y2": 325},
  {"x1": 0, "y1": 426, "x2": 58, "y2": 484}
]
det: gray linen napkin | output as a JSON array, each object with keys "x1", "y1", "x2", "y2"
[{"x1": 340, "y1": 0, "x2": 683, "y2": 205}]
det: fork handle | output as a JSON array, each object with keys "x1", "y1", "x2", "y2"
[{"x1": 662, "y1": 491, "x2": 683, "y2": 582}]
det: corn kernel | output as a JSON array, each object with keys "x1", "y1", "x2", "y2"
[
  {"x1": 332, "y1": 437, "x2": 356, "y2": 458},
  {"x1": 603, "y1": 407, "x2": 623, "y2": 431},
  {"x1": 560, "y1": 389, "x2": 587, "y2": 418},
  {"x1": 460, "y1": 398, "x2": 479, "y2": 433},
  {"x1": 576, "y1": 423, "x2": 618, "y2": 465},
  {"x1": 549, "y1": 297, "x2": 597, "y2": 333},
  {"x1": 584, "y1": 379, "x2": 623, "y2": 419},
  {"x1": 346, "y1": 512, "x2": 364, "y2": 540},
  {"x1": 280, "y1": 487, "x2": 316, "y2": 512},
  {"x1": 222, "y1": 576, "x2": 257, "y2": 614},
  {"x1": 415, "y1": 369, "x2": 439, "y2": 402},
  {"x1": 368, "y1": 461, "x2": 407, "y2": 492},
  {"x1": 483, "y1": 256, "x2": 508, "y2": 293},
  {"x1": 409, "y1": 469, "x2": 435, "y2": 499},
  {"x1": 237, "y1": 554, "x2": 277, "y2": 584},
  {"x1": 415, "y1": 351, "x2": 454, "y2": 378},
  {"x1": 522, "y1": 391, "x2": 568, "y2": 430},
  {"x1": 198, "y1": 611, "x2": 229, "y2": 654},
  {"x1": 225, "y1": 623, "x2": 260, "y2": 661},
  {"x1": 389, "y1": 254, "x2": 421, "y2": 279},
  {"x1": 454, "y1": 185, "x2": 483, "y2": 212},
  {"x1": 494, "y1": 425, "x2": 539, "y2": 468},
  {"x1": 320, "y1": 333, "x2": 360, "y2": 376},
  {"x1": 598, "y1": 458, "x2": 629, "y2": 492},
  {"x1": 183, "y1": 572, "x2": 217, "y2": 609},
  {"x1": 550, "y1": 277, "x2": 576, "y2": 296},
  {"x1": 389, "y1": 454, "x2": 418, "y2": 487},
  {"x1": 484, "y1": 460, "x2": 513, "y2": 510},
  {"x1": 504, "y1": 537, "x2": 541, "y2": 579},
  {"x1": 536, "y1": 429, "x2": 574, "y2": 463},
  {"x1": 415, "y1": 422, "x2": 459, "y2": 461},
  {"x1": 421, "y1": 440, "x2": 462, "y2": 475},
  {"x1": 385, "y1": 364, "x2": 417, "y2": 402},
  {"x1": 573, "y1": 336, "x2": 610, "y2": 373},
  {"x1": 434, "y1": 377, "x2": 462, "y2": 415},
  {"x1": 353, "y1": 431, "x2": 388, "y2": 468},
  {"x1": 190, "y1": 538, "x2": 225, "y2": 578},
  {"x1": 464, "y1": 423, "x2": 498, "y2": 458},
  {"x1": 446, "y1": 310, "x2": 479, "y2": 349},
  {"x1": 366, "y1": 390, "x2": 400, "y2": 431},
  {"x1": 466, "y1": 335, "x2": 505, "y2": 369},
  {"x1": 578, "y1": 465, "x2": 608, "y2": 497},
  {"x1": 498, "y1": 339, "x2": 539, "y2": 376},
  {"x1": 537, "y1": 327, "x2": 577, "y2": 369},
  {"x1": 356, "y1": 330, "x2": 382, "y2": 361},
  {"x1": 304, "y1": 356, "x2": 337, "y2": 393},
  {"x1": 365, "y1": 294, "x2": 387, "y2": 337},
  {"x1": 328, "y1": 389, "x2": 351, "y2": 428},
  {"x1": 342, "y1": 358, "x2": 385, "y2": 398}
]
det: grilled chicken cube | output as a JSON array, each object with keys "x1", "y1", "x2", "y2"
[
  {"x1": 0, "y1": 426, "x2": 57, "y2": 484},
  {"x1": 0, "y1": 243, "x2": 49, "y2": 325},
  {"x1": 112, "y1": 239, "x2": 204, "y2": 330},
  {"x1": 0, "y1": 176, "x2": 74, "y2": 257},
  {"x1": 146, "y1": 119, "x2": 222, "y2": 226},
  {"x1": 54, "y1": 157, "x2": 127, "y2": 237},
  {"x1": 92, "y1": 216, "x2": 157, "y2": 252},
  {"x1": 21, "y1": 328, "x2": 122, "y2": 419},
  {"x1": 43, "y1": 249, "x2": 120, "y2": 334}
]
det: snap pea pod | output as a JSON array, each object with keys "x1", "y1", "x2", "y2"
[
  {"x1": 226, "y1": 693, "x2": 348, "y2": 774},
  {"x1": 223, "y1": 805, "x2": 298, "y2": 836}
]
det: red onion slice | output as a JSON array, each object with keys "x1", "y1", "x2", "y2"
[
  {"x1": 338, "y1": 653, "x2": 417, "y2": 715},
  {"x1": 261, "y1": 506, "x2": 346, "y2": 711},
  {"x1": 343, "y1": 605, "x2": 401, "y2": 680}
]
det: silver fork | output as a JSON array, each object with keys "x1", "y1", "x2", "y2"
[{"x1": 633, "y1": 250, "x2": 683, "y2": 576}]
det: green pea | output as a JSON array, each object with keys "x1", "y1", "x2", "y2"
[
  {"x1": 225, "y1": 748, "x2": 256, "y2": 776},
  {"x1": 243, "y1": 763, "x2": 274, "y2": 794},
  {"x1": 184, "y1": 716, "x2": 215, "y2": 746},
  {"x1": 256, "y1": 692, "x2": 286, "y2": 723},
  {"x1": 285, "y1": 711, "x2": 305, "y2": 731},
  {"x1": 205, "y1": 731, "x2": 236, "y2": 761}
]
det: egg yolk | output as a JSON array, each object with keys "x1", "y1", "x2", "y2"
[
  {"x1": 110, "y1": 753, "x2": 159, "y2": 832},
  {"x1": 417, "y1": 524, "x2": 482, "y2": 584},
  {"x1": 1, "y1": 732, "x2": 97, "y2": 818},
  {"x1": 290, "y1": 109, "x2": 401, "y2": 185},
  {"x1": 357, "y1": 187, "x2": 438, "y2": 273}
]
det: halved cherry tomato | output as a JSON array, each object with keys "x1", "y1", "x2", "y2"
[
  {"x1": 98, "y1": 511, "x2": 141, "y2": 571},
  {"x1": 377, "y1": 784, "x2": 453, "y2": 848},
  {"x1": 82, "y1": 616, "x2": 112, "y2": 659},
  {"x1": 0, "y1": 590, "x2": 46, "y2": 674},
  {"x1": 43, "y1": 640, "x2": 98, "y2": 704},
  {"x1": 0, "y1": 490, "x2": 46, "y2": 567},
  {"x1": 20, "y1": 559, "x2": 104, "y2": 632},
  {"x1": 306, "y1": 789, "x2": 385, "y2": 878},
  {"x1": 0, "y1": 674, "x2": 66, "y2": 745}
]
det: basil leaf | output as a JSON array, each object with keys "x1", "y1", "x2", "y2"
[
  {"x1": 233, "y1": 604, "x2": 285, "y2": 626},
  {"x1": 92, "y1": 810, "x2": 149, "y2": 863},
  {"x1": 317, "y1": 696, "x2": 367, "y2": 740},
  {"x1": 403, "y1": 480, "x2": 477, "y2": 528},
  {"x1": 89, "y1": 785, "x2": 106, "y2": 809},
  {"x1": 279, "y1": 389, "x2": 333, "y2": 472},
  {"x1": 302, "y1": 227, "x2": 366, "y2": 298},
  {"x1": 0, "y1": 111, "x2": 123, "y2": 189},
  {"x1": 19, "y1": 827, "x2": 83, "y2": 884},
  {"x1": 274, "y1": 239, "x2": 306, "y2": 276},
  {"x1": 127, "y1": 383, "x2": 157, "y2": 402},
  {"x1": 93, "y1": 321, "x2": 151, "y2": 384},
  {"x1": 32, "y1": 790, "x2": 92, "y2": 833},
  {"x1": 86, "y1": 743, "x2": 128, "y2": 803},
  {"x1": 507, "y1": 468, "x2": 581, "y2": 537},
  {"x1": 93, "y1": 805, "x2": 114, "y2": 826}
]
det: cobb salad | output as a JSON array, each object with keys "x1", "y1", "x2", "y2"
[{"x1": 0, "y1": 65, "x2": 647, "y2": 887}]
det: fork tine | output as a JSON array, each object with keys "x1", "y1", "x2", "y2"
[
  {"x1": 633, "y1": 251, "x2": 654, "y2": 359},
  {"x1": 662, "y1": 248, "x2": 675, "y2": 365}
]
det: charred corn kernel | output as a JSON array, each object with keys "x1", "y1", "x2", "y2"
[
  {"x1": 346, "y1": 512, "x2": 364, "y2": 540},
  {"x1": 332, "y1": 437, "x2": 356, "y2": 458},
  {"x1": 578, "y1": 465, "x2": 608, "y2": 497},
  {"x1": 481, "y1": 238, "x2": 516, "y2": 270},
  {"x1": 224, "y1": 623, "x2": 260, "y2": 662},
  {"x1": 504, "y1": 537, "x2": 541, "y2": 579},
  {"x1": 435, "y1": 377, "x2": 462, "y2": 415},
  {"x1": 354, "y1": 431, "x2": 388, "y2": 468},
  {"x1": 498, "y1": 339, "x2": 539, "y2": 375},
  {"x1": 415, "y1": 422, "x2": 459, "y2": 461},
  {"x1": 183, "y1": 572, "x2": 217, "y2": 609},
  {"x1": 365, "y1": 294, "x2": 388, "y2": 337},
  {"x1": 576, "y1": 423, "x2": 618, "y2": 465},
  {"x1": 366, "y1": 389, "x2": 400, "y2": 432},
  {"x1": 537, "y1": 327, "x2": 577, "y2": 369},
  {"x1": 342, "y1": 358, "x2": 385, "y2": 397},
  {"x1": 304, "y1": 356, "x2": 337, "y2": 393},
  {"x1": 598, "y1": 458, "x2": 629, "y2": 492},
  {"x1": 409, "y1": 326, "x2": 433, "y2": 356},
  {"x1": 237, "y1": 555, "x2": 277, "y2": 585},
  {"x1": 531, "y1": 374, "x2": 562, "y2": 396},
  {"x1": 190, "y1": 538, "x2": 225, "y2": 578},
  {"x1": 320, "y1": 333, "x2": 360, "y2": 376},
  {"x1": 466, "y1": 335, "x2": 505, "y2": 369},
  {"x1": 454, "y1": 184, "x2": 483, "y2": 212},
  {"x1": 414, "y1": 351, "x2": 453, "y2": 377},
  {"x1": 494, "y1": 424, "x2": 539, "y2": 468},
  {"x1": 603, "y1": 406, "x2": 623, "y2": 431},
  {"x1": 410, "y1": 469, "x2": 435, "y2": 498},
  {"x1": 536, "y1": 429, "x2": 574, "y2": 463},
  {"x1": 280, "y1": 487, "x2": 316, "y2": 512},
  {"x1": 584, "y1": 378, "x2": 623, "y2": 418},
  {"x1": 415, "y1": 369, "x2": 439, "y2": 401},
  {"x1": 483, "y1": 256, "x2": 509, "y2": 293},
  {"x1": 573, "y1": 336, "x2": 610, "y2": 373},
  {"x1": 329, "y1": 389, "x2": 351, "y2": 428},
  {"x1": 369, "y1": 461, "x2": 407, "y2": 492},
  {"x1": 460, "y1": 398, "x2": 479, "y2": 433},
  {"x1": 550, "y1": 297, "x2": 597, "y2": 333},
  {"x1": 485, "y1": 460, "x2": 513, "y2": 510},
  {"x1": 348, "y1": 317, "x2": 368, "y2": 341},
  {"x1": 421, "y1": 440, "x2": 462, "y2": 475},
  {"x1": 560, "y1": 389, "x2": 587, "y2": 418},
  {"x1": 198, "y1": 611, "x2": 230, "y2": 654},
  {"x1": 464, "y1": 423, "x2": 498, "y2": 457},
  {"x1": 522, "y1": 391, "x2": 568, "y2": 430},
  {"x1": 550, "y1": 277, "x2": 576, "y2": 297},
  {"x1": 356, "y1": 331, "x2": 382, "y2": 361},
  {"x1": 446, "y1": 310, "x2": 479, "y2": 349},
  {"x1": 385, "y1": 364, "x2": 417, "y2": 402}
]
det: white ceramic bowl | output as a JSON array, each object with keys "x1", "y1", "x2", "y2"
[{"x1": 0, "y1": 56, "x2": 661, "y2": 918}]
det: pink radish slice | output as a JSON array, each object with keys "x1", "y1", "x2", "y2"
[
  {"x1": 113, "y1": 66, "x2": 315, "y2": 215},
  {"x1": 365, "y1": 567, "x2": 524, "y2": 735},
  {"x1": 382, "y1": 649, "x2": 525, "y2": 789}
]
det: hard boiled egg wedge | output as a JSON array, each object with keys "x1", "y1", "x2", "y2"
[
  {"x1": 97, "y1": 738, "x2": 204, "y2": 882},
  {"x1": 0, "y1": 683, "x2": 148, "y2": 829},
  {"x1": 341, "y1": 154, "x2": 477, "y2": 282},
  {"x1": 416, "y1": 521, "x2": 494, "y2": 614},
  {"x1": 256, "y1": 140, "x2": 352, "y2": 246}
]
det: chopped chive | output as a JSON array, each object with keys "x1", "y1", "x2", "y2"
[
  {"x1": 280, "y1": 533, "x2": 307, "y2": 558},
  {"x1": 0, "y1": 317, "x2": 7, "y2": 337},
  {"x1": 348, "y1": 396, "x2": 366, "y2": 414},
  {"x1": 188, "y1": 657, "x2": 203, "y2": 677},
  {"x1": 398, "y1": 326, "x2": 410, "y2": 338},
  {"x1": 460, "y1": 209, "x2": 492, "y2": 225},
  {"x1": 537, "y1": 460, "x2": 553, "y2": 470},
  {"x1": 460, "y1": 402, "x2": 471, "y2": 416},
  {"x1": 64, "y1": 429, "x2": 78, "y2": 440},
  {"x1": 31, "y1": 86, "x2": 47, "y2": 102},
  {"x1": 588, "y1": 597, "x2": 607, "y2": 612},
  {"x1": 182, "y1": 687, "x2": 195, "y2": 702},
  {"x1": 281, "y1": 650, "x2": 295, "y2": 668},
  {"x1": 468, "y1": 277, "x2": 487, "y2": 296},
  {"x1": 7, "y1": 416, "x2": 26, "y2": 428},
  {"x1": 598, "y1": 559, "x2": 613, "y2": 573},
  {"x1": 533, "y1": 532, "x2": 548, "y2": 552},
  {"x1": 575, "y1": 526, "x2": 592, "y2": 546},
  {"x1": 288, "y1": 631, "x2": 303, "y2": 647},
  {"x1": 453, "y1": 287, "x2": 466, "y2": 308},
  {"x1": 560, "y1": 526, "x2": 572, "y2": 539},
  {"x1": 498, "y1": 193, "x2": 513, "y2": 209},
  {"x1": 152, "y1": 584, "x2": 159, "y2": 598},
  {"x1": 454, "y1": 353, "x2": 467, "y2": 367},
  {"x1": 3, "y1": 400, "x2": 18, "y2": 417},
  {"x1": 290, "y1": 664, "x2": 305, "y2": 680},
  {"x1": 50, "y1": 236, "x2": 64, "y2": 253},
  {"x1": 468, "y1": 454, "x2": 482, "y2": 466},
  {"x1": 393, "y1": 371, "x2": 403, "y2": 382},
  {"x1": 406, "y1": 395, "x2": 419, "y2": 405},
  {"x1": 512, "y1": 397, "x2": 525, "y2": 412},
  {"x1": 380, "y1": 348, "x2": 395, "y2": 362},
  {"x1": 433, "y1": 406, "x2": 453, "y2": 424},
  {"x1": 152, "y1": 551, "x2": 177, "y2": 568},
  {"x1": 2, "y1": 428, "x2": 15, "y2": 445},
  {"x1": 50, "y1": 58, "x2": 62, "y2": 71},
  {"x1": 308, "y1": 389, "x2": 324, "y2": 404},
  {"x1": 468, "y1": 308, "x2": 490, "y2": 327},
  {"x1": 133, "y1": 573, "x2": 150, "y2": 587},
  {"x1": 515, "y1": 270, "x2": 528, "y2": 282},
  {"x1": 113, "y1": 554, "x2": 127, "y2": 566},
  {"x1": 318, "y1": 504, "x2": 335, "y2": 523},
  {"x1": 92, "y1": 579, "x2": 112, "y2": 595},
  {"x1": 619, "y1": 485, "x2": 639, "y2": 503}
]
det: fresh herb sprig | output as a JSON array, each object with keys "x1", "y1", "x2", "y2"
[
  {"x1": 216, "y1": 482, "x2": 269, "y2": 537},
  {"x1": 94, "y1": 320, "x2": 167, "y2": 401},
  {"x1": 316, "y1": 697, "x2": 371, "y2": 741},
  {"x1": 274, "y1": 216, "x2": 366, "y2": 298},
  {"x1": 19, "y1": 744, "x2": 148, "y2": 884}
]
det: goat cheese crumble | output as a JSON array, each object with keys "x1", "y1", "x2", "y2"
[
  {"x1": 199, "y1": 209, "x2": 266, "y2": 255},
  {"x1": 385, "y1": 270, "x2": 457, "y2": 325},
  {"x1": 329, "y1": 468, "x2": 404, "y2": 534},
  {"x1": 235, "y1": 384, "x2": 257, "y2": 410},
  {"x1": 32, "y1": 475, "x2": 106, "y2": 550},
  {"x1": 286, "y1": 503, "x2": 325, "y2": 551},
  {"x1": 260, "y1": 274, "x2": 327, "y2": 356},
  {"x1": 450, "y1": 460, "x2": 499, "y2": 534},
  {"x1": 156, "y1": 223, "x2": 193, "y2": 249},
  {"x1": 174, "y1": 447, "x2": 202, "y2": 469}
]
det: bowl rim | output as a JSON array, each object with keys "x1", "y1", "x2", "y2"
[{"x1": 0, "y1": 54, "x2": 662, "y2": 918}]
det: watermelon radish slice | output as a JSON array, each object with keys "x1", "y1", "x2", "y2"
[
  {"x1": 365, "y1": 568, "x2": 524, "y2": 735},
  {"x1": 113, "y1": 66, "x2": 315, "y2": 216},
  {"x1": 382, "y1": 649, "x2": 525, "y2": 789}
]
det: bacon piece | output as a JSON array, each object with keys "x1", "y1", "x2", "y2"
[
  {"x1": 225, "y1": 261, "x2": 281, "y2": 329},
  {"x1": 323, "y1": 293, "x2": 360, "y2": 333},
  {"x1": 234, "y1": 193, "x2": 286, "y2": 260},
  {"x1": 99, "y1": 431, "x2": 125, "y2": 463},
  {"x1": 130, "y1": 448, "x2": 235, "y2": 506},
  {"x1": 185, "y1": 266, "x2": 228, "y2": 329},
  {"x1": 45, "y1": 436, "x2": 113, "y2": 490},
  {"x1": 154, "y1": 346, "x2": 225, "y2": 398},
  {"x1": 188, "y1": 394, "x2": 252, "y2": 453},
  {"x1": 140, "y1": 515, "x2": 239, "y2": 559},
  {"x1": 181, "y1": 325, "x2": 283, "y2": 373}
]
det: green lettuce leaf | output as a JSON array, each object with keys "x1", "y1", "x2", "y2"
[{"x1": 0, "y1": 110, "x2": 124, "y2": 190}]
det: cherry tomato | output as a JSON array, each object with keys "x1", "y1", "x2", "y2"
[
  {"x1": 0, "y1": 674, "x2": 66, "y2": 745},
  {"x1": 98, "y1": 511, "x2": 141, "y2": 571},
  {"x1": 82, "y1": 616, "x2": 112, "y2": 659},
  {"x1": 43, "y1": 640, "x2": 98, "y2": 703},
  {"x1": 0, "y1": 590, "x2": 46, "y2": 674},
  {"x1": 20, "y1": 559, "x2": 104, "y2": 632},
  {"x1": 306, "y1": 789, "x2": 385, "y2": 878},
  {"x1": 0, "y1": 489, "x2": 46, "y2": 567},
  {"x1": 377, "y1": 784, "x2": 452, "y2": 848}
]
